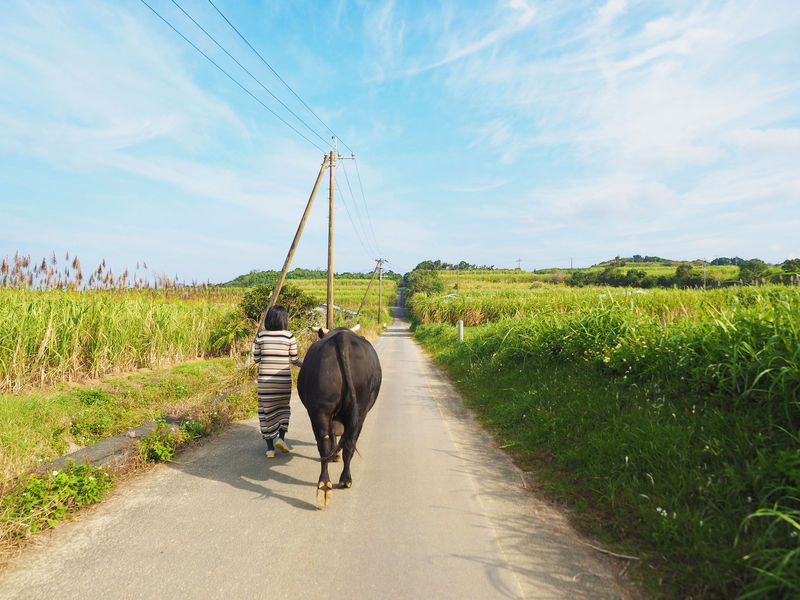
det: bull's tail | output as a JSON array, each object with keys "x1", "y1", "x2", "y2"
[{"x1": 322, "y1": 332, "x2": 359, "y2": 461}]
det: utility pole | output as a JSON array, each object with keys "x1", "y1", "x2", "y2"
[
  {"x1": 258, "y1": 154, "x2": 330, "y2": 334},
  {"x1": 703, "y1": 258, "x2": 707, "y2": 290},
  {"x1": 377, "y1": 258, "x2": 384, "y2": 324},
  {"x1": 324, "y1": 137, "x2": 356, "y2": 330},
  {"x1": 266, "y1": 155, "x2": 330, "y2": 312},
  {"x1": 456, "y1": 262, "x2": 460, "y2": 290},
  {"x1": 326, "y1": 138, "x2": 336, "y2": 330}
]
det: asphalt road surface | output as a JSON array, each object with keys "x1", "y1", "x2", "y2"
[{"x1": 0, "y1": 303, "x2": 631, "y2": 599}]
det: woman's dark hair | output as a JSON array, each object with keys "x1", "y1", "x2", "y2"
[{"x1": 264, "y1": 305, "x2": 289, "y2": 331}]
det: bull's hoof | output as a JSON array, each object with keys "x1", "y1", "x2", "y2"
[
  {"x1": 316, "y1": 481, "x2": 333, "y2": 509},
  {"x1": 339, "y1": 480, "x2": 352, "y2": 489}
]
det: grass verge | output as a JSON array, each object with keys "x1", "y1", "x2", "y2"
[
  {"x1": 0, "y1": 357, "x2": 257, "y2": 486},
  {"x1": 0, "y1": 360, "x2": 259, "y2": 565},
  {"x1": 413, "y1": 304, "x2": 799, "y2": 599}
]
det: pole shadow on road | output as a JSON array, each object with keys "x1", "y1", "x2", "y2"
[{"x1": 167, "y1": 421, "x2": 321, "y2": 512}]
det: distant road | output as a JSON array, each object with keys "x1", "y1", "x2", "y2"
[{"x1": 0, "y1": 301, "x2": 631, "y2": 599}]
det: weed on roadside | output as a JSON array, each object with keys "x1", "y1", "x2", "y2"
[{"x1": 0, "y1": 460, "x2": 114, "y2": 560}]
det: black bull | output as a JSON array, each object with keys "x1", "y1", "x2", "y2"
[{"x1": 297, "y1": 328, "x2": 382, "y2": 509}]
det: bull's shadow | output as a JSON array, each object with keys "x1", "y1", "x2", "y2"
[{"x1": 167, "y1": 422, "x2": 320, "y2": 512}]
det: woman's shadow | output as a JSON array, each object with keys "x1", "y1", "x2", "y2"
[{"x1": 167, "y1": 420, "x2": 321, "y2": 511}]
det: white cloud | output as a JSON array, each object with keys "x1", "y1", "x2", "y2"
[{"x1": 597, "y1": 0, "x2": 627, "y2": 27}]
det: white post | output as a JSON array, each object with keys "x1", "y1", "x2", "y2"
[{"x1": 458, "y1": 320, "x2": 464, "y2": 343}]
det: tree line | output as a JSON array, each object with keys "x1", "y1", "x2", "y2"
[
  {"x1": 226, "y1": 267, "x2": 402, "y2": 287},
  {"x1": 402, "y1": 257, "x2": 800, "y2": 294}
]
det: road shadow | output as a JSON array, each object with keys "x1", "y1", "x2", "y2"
[{"x1": 167, "y1": 423, "x2": 320, "y2": 512}]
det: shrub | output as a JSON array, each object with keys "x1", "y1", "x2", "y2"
[
  {"x1": 1, "y1": 460, "x2": 114, "y2": 535},
  {"x1": 136, "y1": 419, "x2": 186, "y2": 462},
  {"x1": 239, "y1": 284, "x2": 316, "y2": 326}
]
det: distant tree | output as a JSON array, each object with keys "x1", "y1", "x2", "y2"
[
  {"x1": 566, "y1": 271, "x2": 597, "y2": 287},
  {"x1": 406, "y1": 269, "x2": 445, "y2": 295},
  {"x1": 710, "y1": 257, "x2": 731, "y2": 266},
  {"x1": 675, "y1": 264, "x2": 694, "y2": 286},
  {"x1": 739, "y1": 259, "x2": 769, "y2": 283},
  {"x1": 625, "y1": 269, "x2": 648, "y2": 287},
  {"x1": 781, "y1": 259, "x2": 800, "y2": 273}
]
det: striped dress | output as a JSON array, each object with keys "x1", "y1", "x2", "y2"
[{"x1": 252, "y1": 330, "x2": 301, "y2": 441}]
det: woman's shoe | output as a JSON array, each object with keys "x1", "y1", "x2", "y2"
[
  {"x1": 266, "y1": 449, "x2": 276, "y2": 458},
  {"x1": 274, "y1": 438, "x2": 291, "y2": 453}
]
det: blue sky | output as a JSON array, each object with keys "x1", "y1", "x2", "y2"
[{"x1": 1, "y1": 0, "x2": 798, "y2": 282}]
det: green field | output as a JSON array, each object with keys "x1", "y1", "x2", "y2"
[{"x1": 408, "y1": 278, "x2": 800, "y2": 599}]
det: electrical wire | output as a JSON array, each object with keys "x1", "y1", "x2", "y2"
[
  {"x1": 138, "y1": 0, "x2": 326, "y2": 152},
  {"x1": 169, "y1": 0, "x2": 331, "y2": 149},
  {"x1": 353, "y1": 158, "x2": 381, "y2": 255},
  {"x1": 142, "y1": 0, "x2": 383, "y2": 267},
  {"x1": 334, "y1": 178, "x2": 375, "y2": 258},
  {"x1": 206, "y1": 0, "x2": 354, "y2": 155},
  {"x1": 338, "y1": 161, "x2": 374, "y2": 256}
]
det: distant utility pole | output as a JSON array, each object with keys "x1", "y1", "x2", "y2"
[
  {"x1": 570, "y1": 257, "x2": 573, "y2": 271},
  {"x1": 377, "y1": 258, "x2": 385, "y2": 324},
  {"x1": 703, "y1": 258, "x2": 707, "y2": 290},
  {"x1": 456, "y1": 262, "x2": 460, "y2": 290},
  {"x1": 356, "y1": 260, "x2": 379, "y2": 317},
  {"x1": 516, "y1": 258, "x2": 522, "y2": 270}
]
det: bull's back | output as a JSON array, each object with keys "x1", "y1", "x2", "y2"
[{"x1": 297, "y1": 331, "x2": 381, "y2": 410}]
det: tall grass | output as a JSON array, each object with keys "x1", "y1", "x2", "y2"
[
  {"x1": 407, "y1": 284, "x2": 794, "y2": 326},
  {"x1": 412, "y1": 289, "x2": 800, "y2": 598},
  {"x1": 0, "y1": 288, "x2": 236, "y2": 392},
  {"x1": 1, "y1": 252, "x2": 396, "y2": 393}
]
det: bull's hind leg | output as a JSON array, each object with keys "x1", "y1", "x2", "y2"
[
  {"x1": 310, "y1": 415, "x2": 335, "y2": 509},
  {"x1": 338, "y1": 423, "x2": 364, "y2": 489},
  {"x1": 329, "y1": 420, "x2": 344, "y2": 463}
]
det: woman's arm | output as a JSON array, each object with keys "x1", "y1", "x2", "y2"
[{"x1": 289, "y1": 336, "x2": 301, "y2": 367}]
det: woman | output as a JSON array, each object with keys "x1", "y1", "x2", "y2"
[{"x1": 252, "y1": 305, "x2": 302, "y2": 458}]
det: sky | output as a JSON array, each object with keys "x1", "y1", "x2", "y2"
[{"x1": 1, "y1": 0, "x2": 799, "y2": 282}]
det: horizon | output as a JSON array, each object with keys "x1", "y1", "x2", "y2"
[{"x1": 2, "y1": 1, "x2": 798, "y2": 280}]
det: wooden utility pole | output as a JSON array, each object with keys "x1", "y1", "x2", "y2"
[
  {"x1": 326, "y1": 141, "x2": 336, "y2": 330},
  {"x1": 258, "y1": 154, "x2": 330, "y2": 333},
  {"x1": 267, "y1": 155, "x2": 330, "y2": 311}
]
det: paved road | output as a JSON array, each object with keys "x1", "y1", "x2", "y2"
[{"x1": 0, "y1": 303, "x2": 631, "y2": 599}]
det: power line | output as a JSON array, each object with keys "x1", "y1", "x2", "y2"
[
  {"x1": 206, "y1": 0, "x2": 354, "y2": 155},
  {"x1": 338, "y1": 161, "x2": 373, "y2": 255},
  {"x1": 138, "y1": 0, "x2": 326, "y2": 152},
  {"x1": 169, "y1": 0, "x2": 331, "y2": 149},
  {"x1": 353, "y1": 158, "x2": 381, "y2": 255},
  {"x1": 334, "y1": 177, "x2": 375, "y2": 258}
]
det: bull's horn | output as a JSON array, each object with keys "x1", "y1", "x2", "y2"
[
  {"x1": 350, "y1": 323, "x2": 361, "y2": 332},
  {"x1": 310, "y1": 326, "x2": 321, "y2": 332}
]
